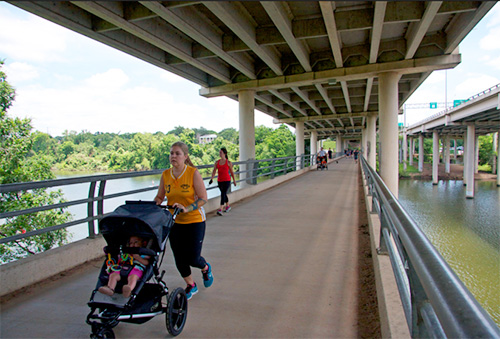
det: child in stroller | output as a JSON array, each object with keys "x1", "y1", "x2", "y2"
[
  {"x1": 317, "y1": 155, "x2": 328, "y2": 170},
  {"x1": 98, "y1": 235, "x2": 151, "y2": 298},
  {"x1": 86, "y1": 201, "x2": 188, "y2": 338}
]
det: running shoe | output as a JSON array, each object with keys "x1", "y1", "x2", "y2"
[
  {"x1": 202, "y1": 263, "x2": 214, "y2": 288},
  {"x1": 217, "y1": 209, "x2": 223, "y2": 216},
  {"x1": 225, "y1": 205, "x2": 231, "y2": 212},
  {"x1": 185, "y1": 283, "x2": 198, "y2": 300}
]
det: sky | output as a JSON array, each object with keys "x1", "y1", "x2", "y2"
[{"x1": 1, "y1": 2, "x2": 499, "y2": 137}]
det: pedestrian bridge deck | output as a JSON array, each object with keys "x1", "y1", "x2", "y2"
[{"x1": 1, "y1": 158, "x2": 379, "y2": 338}]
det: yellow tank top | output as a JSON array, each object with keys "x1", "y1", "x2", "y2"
[{"x1": 162, "y1": 165, "x2": 206, "y2": 224}]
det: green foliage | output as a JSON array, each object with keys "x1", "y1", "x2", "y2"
[
  {"x1": 478, "y1": 134, "x2": 494, "y2": 168},
  {"x1": 399, "y1": 163, "x2": 419, "y2": 176},
  {"x1": 0, "y1": 62, "x2": 71, "y2": 263},
  {"x1": 322, "y1": 139, "x2": 336, "y2": 152}
]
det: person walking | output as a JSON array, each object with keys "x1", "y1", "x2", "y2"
[
  {"x1": 209, "y1": 147, "x2": 237, "y2": 216},
  {"x1": 154, "y1": 141, "x2": 214, "y2": 300}
]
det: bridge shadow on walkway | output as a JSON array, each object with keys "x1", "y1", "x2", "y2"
[{"x1": 1, "y1": 157, "x2": 380, "y2": 338}]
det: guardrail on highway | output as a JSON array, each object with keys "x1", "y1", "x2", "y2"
[{"x1": 360, "y1": 156, "x2": 500, "y2": 338}]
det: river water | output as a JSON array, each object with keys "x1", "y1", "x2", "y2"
[
  {"x1": 398, "y1": 179, "x2": 500, "y2": 325},
  {"x1": 54, "y1": 171, "x2": 228, "y2": 242}
]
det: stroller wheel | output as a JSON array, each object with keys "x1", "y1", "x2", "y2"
[
  {"x1": 90, "y1": 327, "x2": 115, "y2": 339},
  {"x1": 166, "y1": 287, "x2": 188, "y2": 336}
]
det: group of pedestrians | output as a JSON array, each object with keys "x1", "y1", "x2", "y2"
[{"x1": 344, "y1": 149, "x2": 360, "y2": 163}]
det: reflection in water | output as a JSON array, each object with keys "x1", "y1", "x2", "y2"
[{"x1": 398, "y1": 179, "x2": 500, "y2": 325}]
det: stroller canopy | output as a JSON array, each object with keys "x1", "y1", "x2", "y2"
[{"x1": 99, "y1": 201, "x2": 173, "y2": 251}]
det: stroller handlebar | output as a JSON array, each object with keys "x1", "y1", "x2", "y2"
[{"x1": 160, "y1": 204, "x2": 182, "y2": 219}]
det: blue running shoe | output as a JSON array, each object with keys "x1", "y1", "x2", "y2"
[
  {"x1": 185, "y1": 283, "x2": 198, "y2": 300},
  {"x1": 202, "y1": 263, "x2": 214, "y2": 288}
]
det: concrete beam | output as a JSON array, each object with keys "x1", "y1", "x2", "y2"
[{"x1": 200, "y1": 54, "x2": 461, "y2": 97}]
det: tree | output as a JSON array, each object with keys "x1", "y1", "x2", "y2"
[{"x1": 0, "y1": 61, "x2": 71, "y2": 263}]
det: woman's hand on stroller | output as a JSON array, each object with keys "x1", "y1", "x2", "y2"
[{"x1": 172, "y1": 202, "x2": 186, "y2": 213}]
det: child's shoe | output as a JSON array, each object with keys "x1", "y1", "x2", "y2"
[
  {"x1": 225, "y1": 205, "x2": 231, "y2": 212},
  {"x1": 185, "y1": 283, "x2": 198, "y2": 300},
  {"x1": 217, "y1": 209, "x2": 223, "y2": 216}
]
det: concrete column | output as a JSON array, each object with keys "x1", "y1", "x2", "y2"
[
  {"x1": 239, "y1": 90, "x2": 256, "y2": 187},
  {"x1": 310, "y1": 130, "x2": 318, "y2": 165},
  {"x1": 475, "y1": 135, "x2": 479, "y2": 174},
  {"x1": 402, "y1": 131, "x2": 408, "y2": 171},
  {"x1": 418, "y1": 135, "x2": 424, "y2": 172},
  {"x1": 444, "y1": 136, "x2": 450, "y2": 174},
  {"x1": 295, "y1": 121, "x2": 304, "y2": 170},
  {"x1": 496, "y1": 132, "x2": 500, "y2": 187},
  {"x1": 466, "y1": 124, "x2": 475, "y2": 198},
  {"x1": 409, "y1": 137, "x2": 414, "y2": 166},
  {"x1": 378, "y1": 72, "x2": 400, "y2": 197},
  {"x1": 492, "y1": 132, "x2": 497, "y2": 175},
  {"x1": 453, "y1": 139, "x2": 457, "y2": 162},
  {"x1": 463, "y1": 134, "x2": 467, "y2": 186},
  {"x1": 366, "y1": 113, "x2": 377, "y2": 168},
  {"x1": 336, "y1": 135, "x2": 343, "y2": 153},
  {"x1": 432, "y1": 131, "x2": 439, "y2": 185},
  {"x1": 361, "y1": 128, "x2": 366, "y2": 155}
]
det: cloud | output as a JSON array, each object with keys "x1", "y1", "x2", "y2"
[
  {"x1": 0, "y1": 5, "x2": 69, "y2": 63},
  {"x1": 84, "y1": 69, "x2": 129, "y2": 90},
  {"x1": 453, "y1": 74, "x2": 500, "y2": 99},
  {"x1": 3, "y1": 62, "x2": 39, "y2": 83},
  {"x1": 479, "y1": 27, "x2": 500, "y2": 51},
  {"x1": 486, "y1": 56, "x2": 500, "y2": 71}
]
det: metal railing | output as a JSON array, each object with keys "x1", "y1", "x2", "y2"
[
  {"x1": 360, "y1": 156, "x2": 500, "y2": 338},
  {"x1": 0, "y1": 154, "x2": 316, "y2": 248}
]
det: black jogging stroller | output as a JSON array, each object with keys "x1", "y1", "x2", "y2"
[{"x1": 86, "y1": 201, "x2": 187, "y2": 338}]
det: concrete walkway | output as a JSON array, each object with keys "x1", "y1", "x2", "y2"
[{"x1": 1, "y1": 158, "x2": 367, "y2": 338}]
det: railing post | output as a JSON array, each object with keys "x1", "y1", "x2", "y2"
[
  {"x1": 87, "y1": 181, "x2": 97, "y2": 238},
  {"x1": 97, "y1": 180, "x2": 106, "y2": 232},
  {"x1": 271, "y1": 159, "x2": 276, "y2": 179},
  {"x1": 252, "y1": 160, "x2": 259, "y2": 185},
  {"x1": 377, "y1": 207, "x2": 389, "y2": 255}
]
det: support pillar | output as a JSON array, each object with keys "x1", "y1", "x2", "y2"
[
  {"x1": 239, "y1": 90, "x2": 255, "y2": 187},
  {"x1": 453, "y1": 139, "x2": 457, "y2": 163},
  {"x1": 409, "y1": 137, "x2": 414, "y2": 166},
  {"x1": 418, "y1": 134, "x2": 424, "y2": 172},
  {"x1": 403, "y1": 131, "x2": 408, "y2": 171},
  {"x1": 378, "y1": 72, "x2": 400, "y2": 197},
  {"x1": 444, "y1": 136, "x2": 450, "y2": 174},
  {"x1": 492, "y1": 132, "x2": 497, "y2": 175},
  {"x1": 366, "y1": 113, "x2": 377, "y2": 168},
  {"x1": 475, "y1": 135, "x2": 479, "y2": 174},
  {"x1": 310, "y1": 130, "x2": 318, "y2": 165},
  {"x1": 432, "y1": 131, "x2": 439, "y2": 185},
  {"x1": 295, "y1": 121, "x2": 304, "y2": 170},
  {"x1": 336, "y1": 135, "x2": 343, "y2": 153},
  {"x1": 466, "y1": 124, "x2": 475, "y2": 198},
  {"x1": 496, "y1": 132, "x2": 500, "y2": 187},
  {"x1": 463, "y1": 134, "x2": 467, "y2": 186}
]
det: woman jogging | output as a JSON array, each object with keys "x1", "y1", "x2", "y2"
[
  {"x1": 209, "y1": 147, "x2": 237, "y2": 216},
  {"x1": 154, "y1": 141, "x2": 214, "y2": 300}
]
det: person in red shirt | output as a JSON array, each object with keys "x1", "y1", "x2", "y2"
[{"x1": 209, "y1": 147, "x2": 237, "y2": 216}]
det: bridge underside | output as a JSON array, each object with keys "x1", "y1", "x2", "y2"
[{"x1": 8, "y1": 1, "x2": 494, "y2": 140}]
